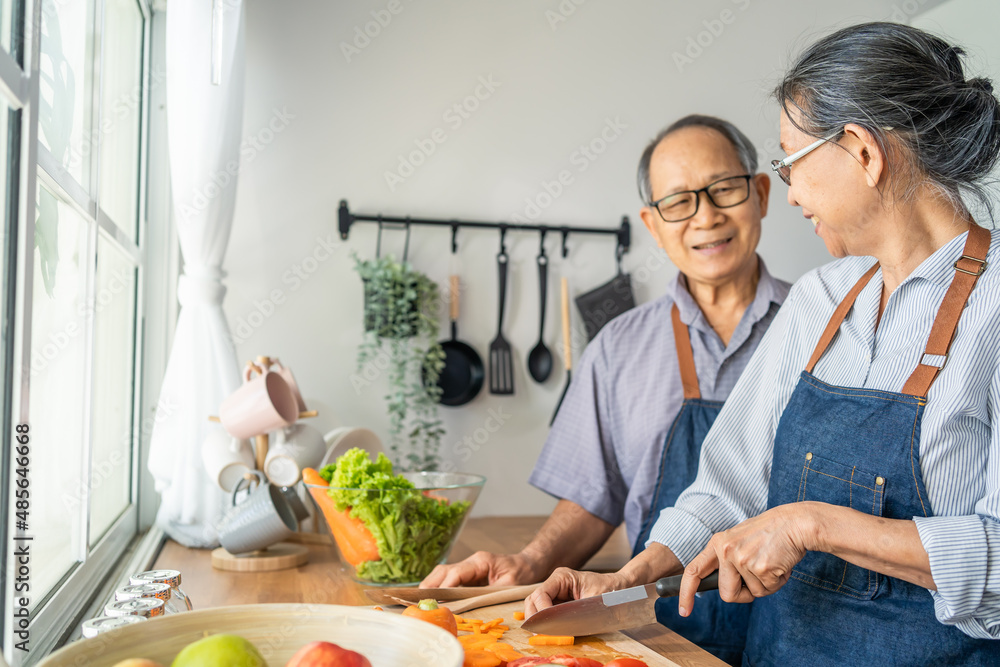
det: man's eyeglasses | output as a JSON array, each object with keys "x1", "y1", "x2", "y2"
[
  {"x1": 648, "y1": 175, "x2": 752, "y2": 223},
  {"x1": 770, "y1": 130, "x2": 843, "y2": 185}
]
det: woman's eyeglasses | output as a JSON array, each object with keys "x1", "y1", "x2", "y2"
[{"x1": 770, "y1": 131, "x2": 843, "y2": 185}]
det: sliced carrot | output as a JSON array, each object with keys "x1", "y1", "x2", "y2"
[
  {"x1": 481, "y1": 617, "x2": 504, "y2": 631},
  {"x1": 458, "y1": 634, "x2": 497, "y2": 650},
  {"x1": 528, "y1": 634, "x2": 575, "y2": 646},
  {"x1": 303, "y1": 467, "x2": 379, "y2": 566},
  {"x1": 513, "y1": 611, "x2": 525, "y2": 621},
  {"x1": 484, "y1": 642, "x2": 523, "y2": 662},
  {"x1": 462, "y1": 649, "x2": 501, "y2": 667}
]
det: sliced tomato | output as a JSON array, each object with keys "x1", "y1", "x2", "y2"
[
  {"x1": 604, "y1": 659, "x2": 650, "y2": 667},
  {"x1": 506, "y1": 657, "x2": 602, "y2": 667}
]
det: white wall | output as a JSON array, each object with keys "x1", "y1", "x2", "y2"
[
  {"x1": 225, "y1": 0, "x2": 956, "y2": 517},
  {"x1": 915, "y1": 0, "x2": 1000, "y2": 114}
]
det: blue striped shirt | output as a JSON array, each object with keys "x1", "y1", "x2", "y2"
[
  {"x1": 649, "y1": 228, "x2": 1000, "y2": 640},
  {"x1": 530, "y1": 258, "x2": 789, "y2": 547}
]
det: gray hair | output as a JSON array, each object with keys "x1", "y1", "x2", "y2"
[
  {"x1": 636, "y1": 114, "x2": 759, "y2": 204},
  {"x1": 776, "y1": 21, "x2": 1000, "y2": 219}
]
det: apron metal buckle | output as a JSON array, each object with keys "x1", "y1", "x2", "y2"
[
  {"x1": 954, "y1": 255, "x2": 987, "y2": 276},
  {"x1": 921, "y1": 353, "x2": 946, "y2": 369}
]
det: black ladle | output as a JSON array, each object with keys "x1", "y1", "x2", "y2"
[{"x1": 528, "y1": 250, "x2": 553, "y2": 383}]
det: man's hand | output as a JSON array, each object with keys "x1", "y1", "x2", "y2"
[
  {"x1": 523, "y1": 568, "x2": 624, "y2": 617},
  {"x1": 421, "y1": 551, "x2": 540, "y2": 588},
  {"x1": 422, "y1": 500, "x2": 618, "y2": 589},
  {"x1": 523, "y1": 542, "x2": 682, "y2": 617}
]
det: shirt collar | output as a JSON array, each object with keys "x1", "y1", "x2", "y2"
[
  {"x1": 669, "y1": 256, "x2": 787, "y2": 333},
  {"x1": 899, "y1": 228, "x2": 976, "y2": 288}
]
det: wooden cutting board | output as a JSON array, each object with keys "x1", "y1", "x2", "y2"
[{"x1": 459, "y1": 601, "x2": 682, "y2": 666}]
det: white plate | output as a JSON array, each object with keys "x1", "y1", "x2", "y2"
[
  {"x1": 39, "y1": 604, "x2": 463, "y2": 667},
  {"x1": 320, "y1": 427, "x2": 384, "y2": 468}
]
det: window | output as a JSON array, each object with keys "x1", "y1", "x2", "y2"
[{"x1": 2, "y1": 0, "x2": 151, "y2": 661}]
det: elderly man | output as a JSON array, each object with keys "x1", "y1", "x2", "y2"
[{"x1": 423, "y1": 115, "x2": 789, "y2": 664}]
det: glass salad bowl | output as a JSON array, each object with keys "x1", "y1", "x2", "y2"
[{"x1": 305, "y1": 469, "x2": 485, "y2": 586}]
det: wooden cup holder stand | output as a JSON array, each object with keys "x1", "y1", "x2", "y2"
[{"x1": 208, "y1": 355, "x2": 318, "y2": 572}]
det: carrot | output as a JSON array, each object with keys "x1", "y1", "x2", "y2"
[
  {"x1": 302, "y1": 467, "x2": 379, "y2": 566},
  {"x1": 481, "y1": 617, "x2": 504, "y2": 631},
  {"x1": 512, "y1": 611, "x2": 525, "y2": 621},
  {"x1": 462, "y1": 650, "x2": 501, "y2": 667},
  {"x1": 528, "y1": 635, "x2": 575, "y2": 646},
  {"x1": 458, "y1": 634, "x2": 497, "y2": 650},
  {"x1": 484, "y1": 642, "x2": 523, "y2": 662},
  {"x1": 402, "y1": 599, "x2": 458, "y2": 636}
]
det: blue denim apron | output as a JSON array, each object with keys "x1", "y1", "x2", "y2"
[
  {"x1": 744, "y1": 225, "x2": 998, "y2": 665},
  {"x1": 632, "y1": 304, "x2": 751, "y2": 666}
]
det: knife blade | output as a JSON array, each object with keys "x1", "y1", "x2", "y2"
[{"x1": 520, "y1": 572, "x2": 719, "y2": 636}]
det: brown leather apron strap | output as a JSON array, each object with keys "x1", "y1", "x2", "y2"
[
  {"x1": 805, "y1": 263, "x2": 880, "y2": 374},
  {"x1": 901, "y1": 224, "x2": 990, "y2": 397},
  {"x1": 671, "y1": 303, "x2": 701, "y2": 400}
]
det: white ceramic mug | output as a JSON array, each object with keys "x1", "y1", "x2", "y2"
[
  {"x1": 270, "y1": 358, "x2": 307, "y2": 412},
  {"x1": 218, "y1": 471, "x2": 298, "y2": 554},
  {"x1": 219, "y1": 363, "x2": 298, "y2": 439},
  {"x1": 264, "y1": 423, "x2": 327, "y2": 486},
  {"x1": 201, "y1": 428, "x2": 255, "y2": 492}
]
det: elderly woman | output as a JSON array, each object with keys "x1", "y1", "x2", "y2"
[{"x1": 526, "y1": 22, "x2": 1000, "y2": 664}]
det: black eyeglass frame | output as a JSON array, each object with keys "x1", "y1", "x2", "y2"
[{"x1": 647, "y1": 174, "x2": 753, "y2": 223}]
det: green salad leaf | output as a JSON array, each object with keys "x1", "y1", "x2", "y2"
[{"x1": 319, "y1": 448, "x2": 470, "y2": 583}]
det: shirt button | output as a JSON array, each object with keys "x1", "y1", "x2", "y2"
[
  {"x1": 805, "y1": 452, "x2": 813, "y2": 461},
  {"x1": 876, "y1": 477, "x2": 884, "y2": 486}
]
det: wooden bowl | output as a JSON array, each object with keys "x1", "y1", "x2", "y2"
[{"x1": 39, "y1": 604, "x2": 463, "y2": 667}]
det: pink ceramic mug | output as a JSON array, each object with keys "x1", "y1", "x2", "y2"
[
  {"x1": 269, "y1": 358, "x2": 307, "y2": 412},
  {"x1": 219, "y1": 363, "x2": 298, "y2": 439}
]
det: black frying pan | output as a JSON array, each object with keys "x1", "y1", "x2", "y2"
[{"x1": 431, "y1": 275, "x2": 484, "y2": 406}]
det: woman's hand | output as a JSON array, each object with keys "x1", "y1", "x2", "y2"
[
  {"x1": 678, "y1": 503, "x2": 816, "y2": 616},
  {"x1": 524, "y1": 568, "x2": 625, "y2": 617}
]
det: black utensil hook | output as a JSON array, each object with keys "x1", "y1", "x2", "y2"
[
  {"x1": 498, "y1": 225, "x2": 509, "y2": 260},
  {"x1": 375, "y1": 216, "x2": 412, "y2": 262}
]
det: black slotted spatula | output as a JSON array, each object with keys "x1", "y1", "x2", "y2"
[{"x1": 489, "y1": 248, "x2": 514, "y2": 395}]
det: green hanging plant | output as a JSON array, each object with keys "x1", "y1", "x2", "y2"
[{"x1": 354, "y1": 253, "x2": 446, "y2": 471}]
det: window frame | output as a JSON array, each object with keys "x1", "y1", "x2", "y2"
[{"x1": 1, "y1": 0, "x2": 159, "y2": 662}]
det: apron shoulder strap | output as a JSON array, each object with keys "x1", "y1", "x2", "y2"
[
  {"x1": 901, "y1": 224, "x2": 991, "y2": 397},
  {"x1": 805, "y1": 263, "x2": 880, "y2": 374},
  {"x1": 671, "y1": 303, "x2": 701, "y2": 400}
]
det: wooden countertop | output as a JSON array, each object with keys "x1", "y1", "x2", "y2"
[{"x1": 154, "y1": 516, "x2": 725, "y2": 666}]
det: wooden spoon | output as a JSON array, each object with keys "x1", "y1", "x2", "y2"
[
  {"x1": 441, "y1": 585, "x2": 540, "y2": 614},
  {"x1": 365, "y1": 584, "x2": 539, "y2": 614}
]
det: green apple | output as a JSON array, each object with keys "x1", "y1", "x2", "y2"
[{"x1": 171, "y1": 634, "x2": 267, "y2": 667}]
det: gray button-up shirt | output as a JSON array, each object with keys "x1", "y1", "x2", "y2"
[{"x1": 529, "y1": 258, "x2": 790, "y2": 548}]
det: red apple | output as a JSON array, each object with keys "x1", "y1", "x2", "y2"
[{"x1": 285, "y1": 641, "x2": 372, "y2": 667}]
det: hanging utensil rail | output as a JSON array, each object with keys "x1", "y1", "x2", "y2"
[{"x1": 338, "y1": 199, "x2": 631, "y2": 258}]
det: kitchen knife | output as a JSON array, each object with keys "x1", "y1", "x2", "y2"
[{"x1": 520, "y1": 572, "x2": 719, "y2": 636}]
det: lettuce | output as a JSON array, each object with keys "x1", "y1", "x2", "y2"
[{"x1": 319, "y1": 448, "x2": 470, "y2": 583}]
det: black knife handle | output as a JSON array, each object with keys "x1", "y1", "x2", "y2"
[{"x1": 655, "y1": 572, "x2": 719, "y2": 598}]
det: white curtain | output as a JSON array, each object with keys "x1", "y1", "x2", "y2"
[{"x1": 147, "y1": 0, "x2": 246, "y2": 547}]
